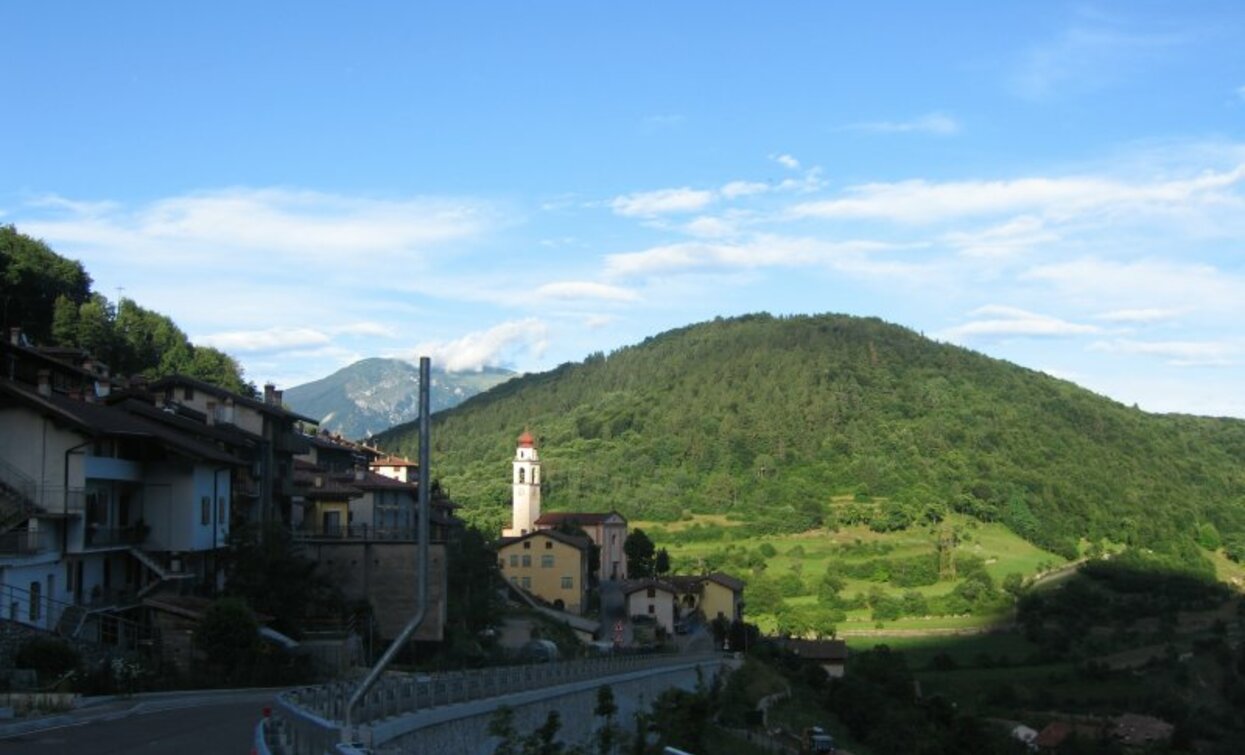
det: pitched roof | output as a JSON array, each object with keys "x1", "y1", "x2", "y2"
[
  {"x1": 150, "y1": 374, "x2": 317, "y2": 424},
  {"x1": 498, "y1": 528, "x2": 592, "y2": 552},
  {"x1": 534, "y1": 511, "x2": 627, "y2": 527},
  {"x1": 706, "y1": 572, "x2": 746, "y2": 592},
  {"x1": 0, "y1": 379, "x2": 243, "y2": 466},
  {"x1": 780, "y1": 638, "x2": 848, "y2": 662},
  {"x1": 664, "y1": 572, "x2": 747, "y2": 594},
  {"x1": 373, "y1": 455, "x2": 418, "y2": 467},
  {"x1": 620, "y1": 579, "x2": 678, "y2": 596}
]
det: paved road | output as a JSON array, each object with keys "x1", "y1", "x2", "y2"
[{"x1": 0, "y1": 692, "x2": 276, "y2": 755}]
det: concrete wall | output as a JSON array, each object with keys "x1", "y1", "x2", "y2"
[
  {"x1": 299, "y1": 541, "x2": 446, "y2": 641},
  {"x1": 372, "y1": 658, "x2": 727, "y2": 754}
]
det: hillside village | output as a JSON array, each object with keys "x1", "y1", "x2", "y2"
[{"x1": 0, "y1": 325, "x2": 750, "y2": 683}]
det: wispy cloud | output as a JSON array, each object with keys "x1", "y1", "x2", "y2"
[
  {"x1": 773, "y1": 154, "x2": 800, "y2": 170},
  {"x1": 844, "y1": 112, "x2": 961, "y2": 136},
  {"x1": 789, "y1": 165, "x2": 1245, "y2": 224},
  {"x1": 1090, "y1": 338, "x2": 1240, "y2": 367},
  {"x1": 610, "y1": 187, "x2": 716, "y2": 217},
  {"x1": 1011, "y1": 18, "x2": 1190, "y2": 100},
  {"x1": 533, "y1": 281, "x2": 639, "y2": 302},
  {"x1": 1095, "y1": 308, "x2": 1180, "y2": 323},
  {"x1": 942, "y1": 216, "x2": 1057, "y2": 259},
  {"x1": 1025, "y1": 259, "x2": 1245, "y2": 315},
  {"x1": 941, "y1": 305, "x2": 1101, "y2": 340},
  {"x1": 197, "y1": 326, "x2": 333, "y2": 353},
  {"x1": 412, "y1": 319, "x2": 549, "y2": 372},
  {"x1": 604, "y1": 236, "x2": 900, "y2": 278}
]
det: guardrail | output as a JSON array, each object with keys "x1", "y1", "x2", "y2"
[{"x1": 268, "y1": 650, "x2": 717, "y2": 754}]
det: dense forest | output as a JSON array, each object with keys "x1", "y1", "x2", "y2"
[
  {"x1": 1, "y1": 225, "x2": 253, "y2": 394},
  {"x1": 375, "y1": 313, "x2": 1245, "y2": 565}
]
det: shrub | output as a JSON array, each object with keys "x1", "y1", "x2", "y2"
[{"x1": 14, "y1": 637, "x2": 80, "y2": 680}]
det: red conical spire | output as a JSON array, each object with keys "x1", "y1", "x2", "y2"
[{"x1": 517, "y1": 428, "x2": 535, "y2": 447}]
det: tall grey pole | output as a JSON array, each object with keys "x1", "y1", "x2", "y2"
[{"x1": 344, "y1": 356, "x2": 431, "y2": 740}]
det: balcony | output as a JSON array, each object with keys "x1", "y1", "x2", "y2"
[
  {"x1": 83, "y1": 523, "x2": 150, "y2": 549},
  {"x1": 0, "y1": 529, "x2": 54, "y2": 557},
  {"x1": 291, "y1": 524, "x2": 418, "y2": 542}
]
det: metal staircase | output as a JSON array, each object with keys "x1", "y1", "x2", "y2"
[{"x1": 0, "y1": 457, "x2": 38, "y2": 532}]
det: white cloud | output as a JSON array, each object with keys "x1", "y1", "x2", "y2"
[
  {"x1": 331, "y1": 322, "x2": 400, "y2": 338},
  {"x1": 1089, "y1": 338, "x2": 1239, "y2": 366},
  {"x1": 533, "y1": 281, "x2": 639, "y2": 302},
  {"x1": 683, "y1": 216, "x2": 739, "y2": 239},
  {"x1": 583, "y1": 314, "x2": 616, "y2": 330},
  {"x1": 1025, "y1": 259, "x2": 1245, "y2": 314},
  {"x1": 773, "y1": 154, "x2": 800, "y2": 170},
  {"x1": 941, "y1": 305, "x2": 1101, "y2": 340},
  {"x1": 605, "y1": 236, "x2": 900, "y2": 278},
  {"x1": 610, "y1": 187, "x2": 716, "y2": 217},
  {"x1": 720, "y1": 180, "x2": 769, "y2": 199},
  {"x1": 197, "y1": 326, "x2": 332, "y2": 353},
  {"x1": 18, "y1": 188, "x2": 498, "y2": 281},
  {"x1": 789, "y1": 165, "x2": 1245, "y2": 224},
  {"x1": 942, "y1": 216, "x2": 1057, "y2": 259},
  {"x1": 1095, "y1": 308, "x2": 1180, "y2": 323},
  {"x1": 412, "y1": 319, "x2": 549, "y2": 372},
  {"x1": 845, "y1": 112, "x2": 961, "y2": 136}
]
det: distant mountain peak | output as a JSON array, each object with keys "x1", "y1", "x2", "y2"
[{"x1": 284, "y1": 357, "x2": 513, "y2": 438}]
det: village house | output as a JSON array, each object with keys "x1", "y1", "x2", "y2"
[
  {"x1": 496, "y1": 529, "x2": 591, "y2": 614},
  {"x1": 776, "y1": 637, "x2": 849, "y2": 678},
  {"x1": 0, "y1": 333, "x2": 248, "y2": 648},
  {"x1": 666, "y1": 572, "x2": 747, "y2": 624},
  {"x1": 621, "y1": 578, "x2": 678, "y2": 635}
]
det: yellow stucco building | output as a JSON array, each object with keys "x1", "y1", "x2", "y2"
[{"x1": 497, "y1": 530, "x2": 591, "y2": 614}]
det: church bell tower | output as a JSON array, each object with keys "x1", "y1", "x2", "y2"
[{"x1": 505, "y1": 429, "x2": 541, "y2": 536}]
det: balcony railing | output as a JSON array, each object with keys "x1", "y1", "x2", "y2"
[
  {"x1": 291, "y1": 524, "x2": 418, "y2": 541},
  {"x1": 0, "y1": 529, "x2": 54, "y2": 557},
  {"x1": 84, "y1": 524, "x2": 149, "y2": 548}
]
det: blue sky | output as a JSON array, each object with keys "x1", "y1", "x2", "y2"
[{"x1": 3, "y1": 2, "x2": 1245, "y2": 417}]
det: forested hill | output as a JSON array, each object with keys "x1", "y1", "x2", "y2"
[
  {"x1": 374, "y1": 313, "x2": 1245, "y2": 561},
  {"x1": 1, "y1": 225, "x2": 253, "y2": 394}
]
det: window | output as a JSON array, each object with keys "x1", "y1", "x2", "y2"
[
  {"x1": 509, "y1": 554, "x2": 518, "y2": 567},
  {"x1": 523, "y1": 541, "x2": 531, "y2": 550},
  {"x1": 648, "y1": 605, "x2": 655, "y2": 614},
  {"x1": 217, "y1": 496, "x2": 226, "y2": 523},
  {"x1": 521, "y1": 555, "x2": 531, "y2": 567},
  {"x1": 545, "y1": 541, "x2": 553, "y2": 549},
  {"x1": 518, "y1": 468, "x2": 525, "y2": 484},
  {"x1": 646, "y1": 587, "x2": 656, "y2": 598},
  {"x1": 29, "y1": 582, "x2": 41, "y2": 622},
  {"x1": 561, "y1": 576, "x2": 573, "y2": 590},
  {"x1": 183, "y1": 386, "x2": 194, "y2": 400},
  {"x1": 521, "y1": 577, "x2": 531, "y2": 589},
  {"x1": 201, "y1": 496, "x2": 211, "y2": 525},
  {"x1": 541, "y1": 554, "x2": 555, "y2": 568}
]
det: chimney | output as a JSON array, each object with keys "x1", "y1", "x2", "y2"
[
  {"x1": 9, "y1": 327, "x2": 21, "y2": 346},
  {"x1": 264, "y1": 383, "x2": 276, "y2": 405},
  {"x1": 36, "y1": 369, "x2": 51, "y2": 397},
  {"x1": 272, "y1": 389, "x2": 283, "y2": 406}
]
